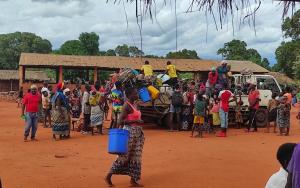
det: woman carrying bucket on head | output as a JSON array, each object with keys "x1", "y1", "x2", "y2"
[{"x1": 105, "y1": 87, "x2": 145, "y2": 187}]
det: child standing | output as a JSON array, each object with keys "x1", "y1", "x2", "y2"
[
  {"x1": 211, "y1": 98, "x2": 221, "y2": 129},
  {"x1": 277, "y1": 96, "x2": 291, "y2": 136},
  {"x1": 41, "y1": 88, "x2": 51, "y2": 128},
  {"x1": 235, "y1": 99, "x2": 244, "y2": 129},
  {"x1": 191, "y1": 94, "x2": 207, "y2": 138},
  {"x1": 266, "y1": 93, "x2": 278, "y2": 133}
]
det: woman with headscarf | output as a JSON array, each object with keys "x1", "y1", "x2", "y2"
[
  {"x1": 51, "y1": 82, "x2": 71, "y2": 140},
  {"x1": 105, "y1": 87, "x2": 145, "y2": 187},
  {"x1": 89, "y1": 82, "x2": 104, "y2": 135}
]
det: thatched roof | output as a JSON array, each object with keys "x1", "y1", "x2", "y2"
[
  {"x1": 19, "y1": 53, "x2": 269, "y2": 73},
  {"x1": 267, "y1": 72, "x2": 298, "y2": 85},
  {"x1": 111, "y1": 0, "x2": 299, "y2": 28},
  {"x1": 0, "y1": 70, "x2": 50, "y2": 81}
]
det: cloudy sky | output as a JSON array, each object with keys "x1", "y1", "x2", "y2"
[{"x1": 0, "y1": 0, "x2": 292, "y2": 65}]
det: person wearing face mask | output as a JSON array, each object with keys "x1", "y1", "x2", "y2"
[{"x1": 21, "y1": 85, "x2": 41, "y2": 142}]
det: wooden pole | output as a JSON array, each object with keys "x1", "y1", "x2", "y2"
[
  {"x1": 59, "y1": 66, "x2": 63, "y2": 83},
  {"x1": 93, "y1": 67, "x2": 98, "y2": 83},
  {"x1": 19, "y1": 65, "x2": 25, "y2": 87},
  {"x1": 86, "y1": 69, "x2": 89, "y2": 82}
]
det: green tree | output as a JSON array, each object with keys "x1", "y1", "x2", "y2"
[
  {"x1": 166, "y1": 49, "x2": 200, "y2": 59},
  {"x1": 129, "y1": 46, "x2": 144, "y2": 57},
  {"x1": 282, "y1": 10, "x2": 300, "y2": 40},
  {"x1": 275, "y1": 41, "x2": 300, "y2": 77},
  {"x1": 59, "y1": 40, "x2": 85, "y2": 55},
  {"x1": 261, "y1": 58, "x2": 270, "y2": 70},
  {"x1": 217, "y1": 39, "x2": 270, "y2": 70},
  {"x1": 115, "y1": 44, "x2": 130, "y2": 57},
  {"x1": 0, "y1": 32, "x2": 52, "y2": 70},
  {"x1": 144, "y1": 55, "x2": 162, "y2": 58},
  {"x1": 217, "y1": 39, "x2": 248, "y2": 60},
  {"x1": 105, "y1": 49, "x2": 116, "y2": 56},
  {"x1": 79, "y1": 32, "x2": 99, "y2": 55},
  {"x1": 293, "y1": 56, "x2": 300, "y2": 80}
]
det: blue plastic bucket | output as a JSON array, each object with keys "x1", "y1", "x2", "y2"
[
  {"x1": 108, "y1": 129, "x2": 130, "y2": 155},
  {"x1": 139, "y1": 87, "x2": 151, "y2": 102}
]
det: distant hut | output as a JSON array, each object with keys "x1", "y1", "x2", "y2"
[{"x1": 0, "y1": 70, "x2": 50, "y2": 92}]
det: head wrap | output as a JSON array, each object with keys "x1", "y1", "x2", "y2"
[
  {"x1": 30, "y1": 85, "x2": 37, "y2": 89},
  {"x1": 57, "y1": 82, "x2": 64, "y2": 90},
  {"x1": 63, "y1": 88, "x2": 70, "y2": 95},
  {"x1": 41, "y1": 87, "x2": 49, "y2": 93},
  {"x1": 211, "y1": 67, "x2": 216, "y2": 72}
]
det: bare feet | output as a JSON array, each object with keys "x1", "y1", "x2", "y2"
[
  {"x1": 130, "y1": 180, "x2": 144, "y2": 187},
  {"x1": 105, "y1": 174, "x2": 114, "y2": 187}
]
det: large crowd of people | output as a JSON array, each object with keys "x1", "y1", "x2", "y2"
[{"x1": 17, "y1": 60, "x2": 300, "y2": 187}]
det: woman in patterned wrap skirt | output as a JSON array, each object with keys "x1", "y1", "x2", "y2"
[
  {"x1": 105, "y1": 87, "x2": 145, "y2": 187},
  {"x1": 51, "y1": 82, "x2": 70, "y2": 140}
]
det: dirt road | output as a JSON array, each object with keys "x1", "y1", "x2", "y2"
[{"x1": 0, "y1": 101, "x2": 299, "y2": 188}]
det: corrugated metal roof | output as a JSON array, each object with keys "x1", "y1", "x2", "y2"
[{"x1": 19, "y1": 53, "x2": 269, "y2": 73}]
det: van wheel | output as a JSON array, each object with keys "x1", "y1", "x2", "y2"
[{"x1": 256, "y1": 108, "x2": 268, "y2": 127}]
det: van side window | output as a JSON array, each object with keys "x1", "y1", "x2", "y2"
[{"x1": 257, "y1": 77, "x2": 280, "y2": 94}]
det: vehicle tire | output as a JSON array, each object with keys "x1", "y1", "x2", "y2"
[{"x1": 255, "y1": 108, "x2": 268, "y2": 127}]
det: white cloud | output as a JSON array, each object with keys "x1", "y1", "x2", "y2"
[{"x1": 0, "y1": 0, "x2": 291, "y2": 65}]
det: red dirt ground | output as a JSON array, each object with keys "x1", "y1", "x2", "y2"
[{"x1": 0, "y1": 101, "x2": 300, "y2": 188}]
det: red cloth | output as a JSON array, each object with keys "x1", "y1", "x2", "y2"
[
  {"x1": 23, "y1": 93, "x2": 41, "y2": 112},
  {"x1": 219, "y1": 90, "x2": 233, "y2": 112},
  {"x1": 248, "y1": 90, "x2": 260, "y2": 110},
  {"x1": 187, "y1": 91, "x2": 195, "y2": 105},
  {"x1": 208, "y1": 71, "x2": 218, "y2": 86}
]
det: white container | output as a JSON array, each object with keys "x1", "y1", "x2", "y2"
[{"x1": 157, "y1": 74, "x2": 170, "y2": 83}]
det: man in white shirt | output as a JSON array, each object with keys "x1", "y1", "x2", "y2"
[{"x1": 265, "y1": 143, "x2": 297, "y2": 188}]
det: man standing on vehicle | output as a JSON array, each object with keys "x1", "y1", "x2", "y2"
[
  {"x1": 247, "y1": 83, "x2": 260, "y2": 132},
  {"x1": 165, "y1": 61, "x2": 178, "y2": 87},
  {"x1": 141, "y1": 60, "x2": 153, "y2": 80}
]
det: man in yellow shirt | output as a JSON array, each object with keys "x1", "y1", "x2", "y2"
[
  {"x1": 141, "y1": 60, "x2": 153, "y2": 77},
  {"x1": 165, "y1": 61, "x2": 178, "y2": 86}
]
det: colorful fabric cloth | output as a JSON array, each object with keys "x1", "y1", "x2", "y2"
[
  {"x1": 167, "y1": 64, "x2": 177, "y2": 78},
  {"x1": 23, "y1": 93, "x2": 41, "y2": 113},
  {"x1": 194, "y1": 99, "x2": 206, "y2": 116},
  {"x1": 141, "y1": 65, "x2": 153, "y2": 76},
  {"x1": 110, "y1": 125, "x2": 145, "y2": 182},
  {"x1": 194, "y1": 115, "x2": 205, "y2": 124},
  {"x1": 212, "y1": 112, "x2": 220, "y2": 126},
  {"x1": 218, "y1": 90, "x2": 234, "y2": 112},
  {"x1": 70, "y1": 95, "x2": 81, "y2": 118},
  {"x1": 51, "y1": 91, "x2": 70, "y2": 136},
  {"x1": 51, "y1": 92, "x2": 70, "y2": 136},
  {"x1": 111, "y1": 89, "x2": 123, "y2": 113},
  {"x1": 208, "y1": 71, "x2": 218, "y2": 86},
  {"x1": 89, "y1": 91, "x2": 104, "y2": 127},
  {"x1": 287, "y1": 143, "x2": 300, "y2": 188},
  {"x1": 277, "y1": 103, "x2": 291, "y2": 128},
  {"x1": 268, "y1": 99, "x2": 278, "y2": 112}
]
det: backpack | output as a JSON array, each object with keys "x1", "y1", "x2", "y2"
[{"x1": 172, "y1": 91, "x2": 183, "y2": 106}]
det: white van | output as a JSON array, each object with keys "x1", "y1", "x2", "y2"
[{"x1": 229, "y1": 74, "x2": 282, "y2": 126}]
